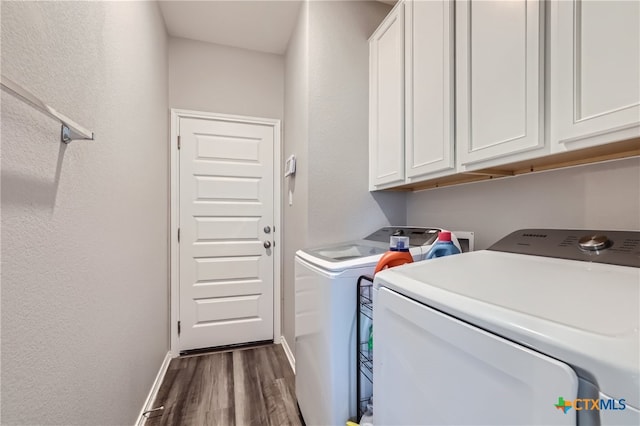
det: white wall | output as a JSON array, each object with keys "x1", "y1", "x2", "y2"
[
  {"x1": 1, "y1": 2, "x2": 169, "y2": 424},
  {"x1": 169, "y1": 37, "x2": 284, "y2": 119},
  {"x1": 307, "y1": 0, "x2": 405, "y2": 246},
  {"x1": 407, "y1": 158, "x2": 640, "y2": 250},
  {"x1": 282, "y1": 0, "x2": 310, "y2": 353},
  {"x1": 282, "y1": 0, "x2": 400, "y2": 355}
]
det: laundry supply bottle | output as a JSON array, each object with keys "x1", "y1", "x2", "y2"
[
  {"x1": 426, "y1": 231, "x2": 461, "y2": 259},
  {"x1": 374, "y1": 235, "x2": 413, "y2": 274},
  {"x1": 359, "y1": 396, "x2": 374, "y2": 426}
]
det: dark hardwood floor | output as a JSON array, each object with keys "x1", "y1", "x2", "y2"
[{"x1": 145, "y1": 343, "x2": 302, "y2": 426}]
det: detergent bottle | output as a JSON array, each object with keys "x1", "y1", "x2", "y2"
[
  {"x1": 374, "y1": 235, "x2": 413, "y2": 274},
  {"x1": 426, "y1": 231, "x2": 461, "y2": 259}
]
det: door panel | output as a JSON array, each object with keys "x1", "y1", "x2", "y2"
[
  {"x1": 369, "y1": 3, "x2": 405, "y2": 188},
  {"x1": 470, "y1": 0, "x2": 528, "y2": 149},
  {"x1": 178, "y1": 117, "x2": 274, "y2": 352},
  {"x1": 405, "y1": 0, "x2": 455, "y2": 179},
  {"x1": 578, "y1": 1, "x2": 639, "y2": 119},
  {"x1": 195, "y1": 176, "x2": 261, "y2": 201},
  {"x1": 552, "y1": 0, "x2": 640, "y2": 149},
  {"x1": 374, "y1": 287, "x2": 578, "y2": 425},
  {"x1": 456, "y1": 0, "x2": 544, "y2": 168},
  {"x1": 194, "y1": 217, "x2": 260, "y2": 241}
]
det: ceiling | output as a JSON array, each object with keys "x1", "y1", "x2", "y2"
[
  {"x1": 159, "y1": 1, "x2": 303, "y2": 55},
  {"x1": 159, "y1": 0, "x2": 397, "y2": 55}
]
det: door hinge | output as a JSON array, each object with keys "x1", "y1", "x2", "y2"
[
  {"x1": 178, "y1": 227, "x2": 180, "y2": 242},
  {"x1": 177, "y1": 135, "x2": 181, "y2": 150},
  {"x1": 178, "y1": 321, "x2": 181, "y2": 336}
]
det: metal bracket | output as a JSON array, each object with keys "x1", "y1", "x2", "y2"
[
  {"x1": 61, "y1": 123, "x2": 93, "y2": 144},
  {"x1": 1, "y1": 74, "x2": 95, "y2": 144},
  {"x1": 142, "y1": 406, "x2": 165, "y2": 418}
]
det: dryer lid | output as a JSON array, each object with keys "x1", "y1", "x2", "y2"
[{"x1": 374, "y1": 250, "x2": 640, "y2": 409}]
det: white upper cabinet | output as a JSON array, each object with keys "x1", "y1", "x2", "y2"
[
  {"x1": 456, "y1": 0, "x2": 545, "y2": 170},
  {"x1": 551, "y1": 0, "x2": 640, "y2": 151},
  {"x1": 369, "y1": 2, "x2": 405, "y2": 190},
  {"x1": 369, "y1": 0, "x2": 638, "y2": 191},
  {"x1": 405, "y1": 0, "x2": 455, "y2": 181}
]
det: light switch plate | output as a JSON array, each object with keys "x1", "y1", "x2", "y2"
[{"x1": 285, "y1": 154, "x2": 296, "y2": 177}]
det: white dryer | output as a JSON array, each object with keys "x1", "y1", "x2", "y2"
[
  {"x1": 373, "y1": 229, "x2": 640, "y2": 425},
  {"x1": 295, "y1": 227, "x2": 472, "y2": 426}
]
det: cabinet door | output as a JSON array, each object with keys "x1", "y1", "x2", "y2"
[
  {"x1": 369, "y1": 2, "x2": 405, "y2": 190},
  {"x1": 456, "y1": 0, "x2": 545, "y2": 170},
  {"x1": 551, "y1": 0, "x2": 640, "y2": 151},
  {"x1": 405, "y1": 0, "x2": 455, "y2": 181}
]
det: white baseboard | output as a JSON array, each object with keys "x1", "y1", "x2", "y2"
[
  {"x1": 280, "y1": 336, "x2": 295, "y2": 374},
  {"x1": 135, "y1": 351, "x2": 172, "y2": 426}
]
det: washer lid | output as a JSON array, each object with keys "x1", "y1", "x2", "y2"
[
  {"x1": 296, "y1": 226, "x2": 445, "y2": 273},
  {"x1": 374, "y1": 250, "x2": 640, "y2": 408},
  {"x1": 297, "y1": 241, "x2": 429, "y2": 273},
  {"x1": 304, "y1": 241, "x2": 387, "y2": 262},
  {"x1": 297, "y1": 240, "x2": 387, "y2": 272}
]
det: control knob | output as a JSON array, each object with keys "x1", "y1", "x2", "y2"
[{"x1": 578, "y1": 234, "x2": 610, "y2": 251}]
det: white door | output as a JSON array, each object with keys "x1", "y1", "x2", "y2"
[
  {"x1": 177, "y1": 115, "x2": 276, "y2": 352},
  {"x1": 405, "y1": 0, "x2": 455, "y2": 181},
  {"x1": 456, "y1": 0, "x2": 545, "y2": 170},
  {"x1": 551, "y1": 0, "x2": 640, "y2": 151},
  {"x1": 369, "y1": 1, "x2": 405, "y2": 190}
]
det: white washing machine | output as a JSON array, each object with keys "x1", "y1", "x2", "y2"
[
  {"x1": 294, "y1": 227, "x2": 473, "y2": 426},
  {"x1": 373, "y1": 229, "x2": 640, "y2": 425}
]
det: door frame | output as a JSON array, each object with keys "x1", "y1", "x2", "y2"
[{"x1": 169, "y1": 108, "x2": 282, "y2": 357}]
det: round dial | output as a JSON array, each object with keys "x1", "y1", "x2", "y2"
[{"x1": 578, "y1": 234, "x2": 610, "y2": 251}]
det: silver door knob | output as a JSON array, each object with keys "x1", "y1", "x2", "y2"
[
  {"x1": 264, "y1": 226, "x2": 271, "y2": 234},
  {"x1": 264, "y1": 241, "x2": 272, "y2": 249}
]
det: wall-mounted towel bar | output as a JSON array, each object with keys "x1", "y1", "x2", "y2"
[{"x1": 1, "y1": 75, "x2": 94, "y2": 144}]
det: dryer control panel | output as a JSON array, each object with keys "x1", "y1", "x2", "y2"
[{"x1": 488, "y1": 229, "x2": 640, "y2": 268}]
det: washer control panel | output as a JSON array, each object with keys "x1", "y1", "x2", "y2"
[
  {"x1": 488, "y1": 229, "x2": 640, "y2": 267},
  {"x1": 364, "y1": 227, "x2": 440, "y2": 247}
]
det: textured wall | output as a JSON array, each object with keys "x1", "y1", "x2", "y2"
[
  {"x1": 169, "y1": 37, "x2": 284, "y2": 119},
  {"x1": 283, "y1": 0, "x2": 310, "y2": 357},
  {"x1": 282, "y1": 0, "x2": 400, "y2": 356},
  {"x1": 307, "y1": 0, "x2": 405, "y2": 246},
  {"x1": 407, "y1": 158, "x2": 640, "y2": 250},
  {"x1": 1, "y1": 2, "x2": 169, "y2": 424}
]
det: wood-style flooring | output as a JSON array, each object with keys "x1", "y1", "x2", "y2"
[{"x1": 145, "y1": 343, "x2": 302, "y2": 426}]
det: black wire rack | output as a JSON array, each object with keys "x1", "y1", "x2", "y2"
[{"x1": 356, "y1": 274, "x2": 374, "y2": 419}]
